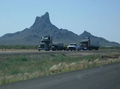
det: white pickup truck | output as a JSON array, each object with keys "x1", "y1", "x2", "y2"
[{"x1": 67, "y1": 43, "x2": 80, "y2": 51}]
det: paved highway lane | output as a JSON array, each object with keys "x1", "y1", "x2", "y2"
[
  {"x1": 0, "y1": 62, "x2": 120, "y2": 89},
  {"x1": 0, "y1": 49, "x2": 120, "y2": 55}
]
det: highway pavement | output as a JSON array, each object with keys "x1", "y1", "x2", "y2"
[
  {"x1": 0, "y1": 49, "x2": 120, "y2": 55},
  {"x1": 0, "y1": 62, "x2": 120, "y2": 89}
]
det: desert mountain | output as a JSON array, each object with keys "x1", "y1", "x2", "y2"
[{"x1": 0, "y1": 12, "x2": 119, "y2": 46}]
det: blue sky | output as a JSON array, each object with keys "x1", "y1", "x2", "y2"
[{"x1": 0, "y1": 0, "x2": 120, "y2": 43}]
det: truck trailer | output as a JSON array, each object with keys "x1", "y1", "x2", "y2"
[
  {"x1": 38, "y1": 36, "x2": 66, "y2": 51},
  {"x1": 52, "y1": 43, "x2": 67, "y2": 51}
]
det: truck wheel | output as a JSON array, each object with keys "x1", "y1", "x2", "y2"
[{"x1": 95, "y1": 48, "x2": 98, "y2": 50}]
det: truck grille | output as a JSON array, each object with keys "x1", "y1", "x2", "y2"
[{"x1": 41, "y1": 44, "x2": 44, "y2": 48}]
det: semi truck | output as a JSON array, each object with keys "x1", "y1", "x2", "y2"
[
  {"x1": 38, "y1": 36, "x2": 52, "y2": 51},
  {"x1": 38, "y1": 36, "x2": 66, "y2": 51},
  {"x1": 80, "y1": 37, "x2": 99, "y2": 50}
]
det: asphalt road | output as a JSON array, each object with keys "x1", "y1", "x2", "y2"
[
  {"x1": 0, "y1": 62, "x2": 120, "y2": 89},
  {"x1": 0, "y1": 49, "x2": 120, "y2": 55}
]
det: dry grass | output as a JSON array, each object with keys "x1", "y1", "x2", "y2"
[
  {"x1": 0, "y1": 52, "x2": 120, "y2": 84},
  {"x1": 49, "y1": 57, "x2": 120, "y2": 73}
]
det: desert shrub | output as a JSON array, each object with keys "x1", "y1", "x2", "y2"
[{"x1": 9, "y1": 56, "x2": 29, "y2": 62}]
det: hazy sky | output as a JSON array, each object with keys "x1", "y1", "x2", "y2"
[{"x1": 0, "y1": 0, "x2": 120, "y2": 43}]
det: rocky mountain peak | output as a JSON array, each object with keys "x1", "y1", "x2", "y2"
[
  {"x1": 80, "y1": 30, "x2": 93, "y2": 37},
  {"x1": 32, "y1": 12, "x2": 51, "y2": 27}
]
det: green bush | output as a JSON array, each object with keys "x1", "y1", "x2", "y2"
[
  {"x1": 100, "y1": 46, "x2": 120, "y2": 49},
  {"x1": 9, "y1": 68, "x2": 21, "y2": 75},
  {"x1": 0, "y1": 45, "x2": 37, "y2": 49}
]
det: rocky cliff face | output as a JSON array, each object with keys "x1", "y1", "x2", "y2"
[{"x1": 0, "y1": 12, "x2": 119, "y2": 46}]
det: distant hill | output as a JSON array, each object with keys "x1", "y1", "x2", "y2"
[
  {"x1": 0, "y1": 12, "x2": 119, "y2": 46},
  {"x1": 79, "y1": 31, "x2": 120, "y2": 46}
]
